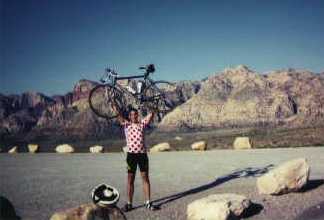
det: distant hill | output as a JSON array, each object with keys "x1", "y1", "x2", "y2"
[
  {"x1": 0, "y1": 78, "x2": 200, "y2": 143},
  {"x1": 1, "y1": 65, "x2": 324, "y2": 147},
  {"x1": 159, "y1": 65, "x2": 324, "y2": 130}
]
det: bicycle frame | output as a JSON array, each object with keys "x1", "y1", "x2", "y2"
[
  {"x1": 101, "y1": 65, "x2": 153, "y2": 86},
  {"x1": 101, "y1": 69, "x2": 156, "y2": 108}
]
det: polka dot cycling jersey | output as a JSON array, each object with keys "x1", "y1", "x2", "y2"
[{"x1": 123, "y1": 119, "x2": 149, "y2": 153}]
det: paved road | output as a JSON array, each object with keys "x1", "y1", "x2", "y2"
[{"x1": 1, "y1": 147, "x2": 324, "y2": 220}]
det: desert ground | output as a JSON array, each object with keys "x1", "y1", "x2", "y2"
[{"x1": 1, "y1": 147, "x2": 324, "y2": 220}]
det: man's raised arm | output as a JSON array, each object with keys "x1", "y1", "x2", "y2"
[
  {"x1": 112, "y1": 104, "x2": 128, "y2": 125},
  {"x1": 143, "y1": 110, "x2": 156, "y2": 125}
]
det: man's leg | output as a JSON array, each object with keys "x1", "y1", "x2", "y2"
[
  {"x1": 138, "y1": 153, "x2": 150, "y2": 202},
  {"x1": 140, "y1": 170, "x2": 158, "y2": 210},
  {"x1": 127, "y1": 172, "x2": 136, "y2": 204},
  {"x1": 138, "y1": 154, "x2": 158, "y2": 210},
  {"x1": 123, "y1": 153, "x2": 137, "y2": 212},
  {"x1": 140, "y1": 171, "x2": 150, "y2": 202}
]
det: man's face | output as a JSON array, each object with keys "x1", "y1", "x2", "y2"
[{"x1": 129, "y1": 110, "x2": 139, "y2": 123}]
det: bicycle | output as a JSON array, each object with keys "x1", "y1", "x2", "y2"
[{"x1": 88, "y1": 64, "x2": 177, "y2": 120}]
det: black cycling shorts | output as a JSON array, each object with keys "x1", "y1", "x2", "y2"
[{"x1": 126, "y1": 153, "x2": 149, "y2": 173}]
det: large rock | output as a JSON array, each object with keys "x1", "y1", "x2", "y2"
[
  {"x1": 8, "y1": 146, "x2": 18, "y2": 154},
  {"x1": 257, "y1": 158, "x2": 310, "y2": 195},
  {"x1": 89, "y1": 145, "x2": 104, "y2": 153},
  {"x1": 150, "y1": 142, "x2": 171, "y2": 153},
  {"x1": 55, "y1": 144, "x2": 74, "y2": 153},
  {"x1": 50, "y1": 204, "x2": 97, "y2": 220},
  {"x1": 50, "y1": 203, "x2": 123, "y2": 220},
  {"x1": 191, "y1": 141, "x2": 207, "y2": 151},
  {"x1": 187, "y1": 193, "x2": 251, "y2": 220},
  {"x1": 28, "y1": 144, "x2": 39, "y2": 153},
  {"x1": 233, "y1": 137, "x2": 252, "y2": 149}
]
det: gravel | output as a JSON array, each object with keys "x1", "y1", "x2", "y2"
[{"x1": 1, "y1": 147, "x2": 324, "y2": 220}]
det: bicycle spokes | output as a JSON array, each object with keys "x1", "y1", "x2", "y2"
[
  {"x1": 89, "y1": 85, "x2": 123, "y2": 119},
  {"x1": 142, "y1": 81, "x2": 176, "y2": 115}
]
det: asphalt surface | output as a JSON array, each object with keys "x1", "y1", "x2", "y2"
[{"x1": 1, "y1": 147, "x2": 324, "y2": 220}]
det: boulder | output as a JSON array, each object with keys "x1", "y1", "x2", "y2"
[
  {"x1": 233, "y1": 137, "x2": 252, "y2": 149},
  {"x1": 50, "y1": 203, "x2": 123, "y2": 220},
  {"x1": 191, "y1": 141, "x2": 207, "y2": 151},
  {"x1": 257, "y1": 158, "x2": 310, "y2": 195},
  {"x1": 8, "y1": 146, "x2": 18, "y2": 154},
  {"x1": 50, "y1": 204, "x2": 97, "y2": 220},
  {"x1": 28, "y1": 144, "x2": 39, "y2": 153},
  {"x1": 174, "y1": 136, "x2": 183, "y2": 141},
  {"x1": 150, "y1": 142, "x2": 171, "y2": 153},
  {"x1": 55, "y1": 144, "x2": 74, "y2": 153},
  {"x1": 187, "y1": 193, "x2": 251, "y2": 220},
  {"x1": 89, "y1": 145, "x2": 104, "y2": 153}
]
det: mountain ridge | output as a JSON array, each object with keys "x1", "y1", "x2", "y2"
[
  {"x1": 1, "y1": 66, "x2": 324, "y2": 144},
  {"x1": 159, "y1": 66, "x2": 324, "y2": 130}
]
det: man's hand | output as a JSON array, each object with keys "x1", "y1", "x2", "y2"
[
  {"x1": 112, "y1": 102, "x2": 128, "y2": 125},
  {"x1": 145, "y1": 111, "x2": 155, "y2": 124}
]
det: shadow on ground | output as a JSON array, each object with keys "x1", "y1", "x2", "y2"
[
  {"x1": 239, "y1": 202, "x2": 264, "y2": 218},
  {"x1": 132, "y1": 164, "x2": 273, "y2": 215},
  {"x1": 151, "y1": 164, "x2": 273, "y2": 207},
  {"x1": 295, "y1": 200, "x2": 324, "y2": 220},
  {"x1": 300, "y1": 179, "x2": 324, "y2": 193},
  {"x1": 0, "y1": 196, "x2": 21, "y2": 220},
  {"x1": 93, "y1": 205, "x2": 127, "y2": 220}
]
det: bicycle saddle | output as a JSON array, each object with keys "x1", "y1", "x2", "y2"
[{"x1": 139, "y1": 64, "x2": 155, "y2": 73}]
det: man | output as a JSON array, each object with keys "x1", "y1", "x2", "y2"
[{"x1": 113, "y1": 105, "x2": 158, "y2": 211}]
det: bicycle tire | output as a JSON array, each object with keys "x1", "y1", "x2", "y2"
[
  {"x1": 88, "y1": 84, "x2": 124, "y2": 120},
  {"x1": 143, "y1": 80, "x2": 177, "y2": 114}
]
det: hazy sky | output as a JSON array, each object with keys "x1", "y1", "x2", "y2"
[{"x1": 2, "y1": 0, "x2": 324, "y2": 95}]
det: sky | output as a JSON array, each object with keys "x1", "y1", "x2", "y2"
[{"x1": 1, "y1": 0, "x2": 324, "y2": 95}]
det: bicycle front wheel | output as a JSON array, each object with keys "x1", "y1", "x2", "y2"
[
  {"x1": 88, "y1": 84, "x2": 124, "y2": 120},
  {"x1": 143, "y1": 81, "x2": 177, "y2": 114}
]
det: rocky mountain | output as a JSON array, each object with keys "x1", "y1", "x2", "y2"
[
  {"x1": 1, "y1": 65, "x2": 324, "y2": 144},
  {"x1": 0, "y1": 92, "x2": 55, "y2": 135},
  {"x1": 0, "y1": 78, "x2": 200, "y2": 142},
  {"x1": 159, "y1": 65, "x2": 324, "y2": 130}
]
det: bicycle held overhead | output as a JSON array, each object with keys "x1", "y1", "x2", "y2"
[{"x1": 88, "y1": 64, "x2": 177, "y2": 120}]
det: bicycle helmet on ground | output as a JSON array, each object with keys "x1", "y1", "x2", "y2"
[{"x1": 91, "y1": 184, "x2": 120, "y2": 207}]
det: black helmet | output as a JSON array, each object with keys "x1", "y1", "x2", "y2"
[{"x1": 91, "y1": 184, "x2": 120, "y2": 207}]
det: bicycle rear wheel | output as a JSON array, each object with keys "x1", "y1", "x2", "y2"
[
  {"x1": 143, "y1": 81, "x2": 177, "y2": 114},
  {"x1": 88, "y1": 84, "x2": 124, "y2": 120}
]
